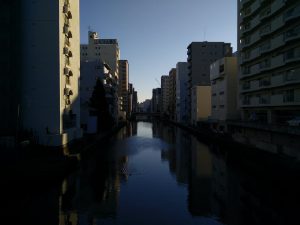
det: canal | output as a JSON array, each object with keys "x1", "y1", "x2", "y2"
[{"x1": 2, "y1": 121, "x2": 299, "y2": 225}]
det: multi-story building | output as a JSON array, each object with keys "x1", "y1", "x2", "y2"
[
  {"x1": 19, "y1": 0, "x2": 81, "y2": 146},
  {"x1": 0, "y1": 1, "x2": 21, "y2": 143},
  {"x1": 210, "y1": 57, "x2": 239, "y2": 131},
  {"x1": 81, "y1": 32, "x2": 120, "y2": 79},
  {"x1": 191, "y1": 86, "x2": 212, "y2": 126},
  {"x1": 128, "y1": 83, "x2": 133, "y2": 116},
  {"x1": 161, "y1": 75, "x2": 170, "y2": 115},
  {"x1": 132, "y1": 88, "x2": 138, "y2": 113},
  {"x1": 80, "y1": 31, "x2": 123, "y2": 121},
  {"x1": 176, "y1": 62, "x2": 189, "y2": 123},
  {"x1": 80, "y1": 60, "x2": 118, "y2": 133},
  {"x1": 152, "y1": 88, "x2": 162, "y2": 113},
  {"x1": 168, "y1": 68, "x2": 177, "y2": 121},
  {"x1": 118, "y1": 60, "x2": 129, "y2": 116},
  {"x1": 238, "y1": 0, "x2": 300, "y2": 124},
  {"x1": 187, "y1": 42, "x2": 232, "y2": 122}
]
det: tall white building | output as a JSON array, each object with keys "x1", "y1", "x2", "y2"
[
  {"x1": 20, "y1": 0, "x2": 81, "y2": 146},
  {"x1": 176, "y1": 62, "x2": 189, "y2": 123},
  {"x1": 210, "y1": 57, "x2": 239, "y2": 131},
  {"x1": 81, "y1": 32, "x2": 120, "y2": 79}
]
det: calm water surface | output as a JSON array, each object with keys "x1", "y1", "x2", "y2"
[{"x1": 2, "y1": 121, "x2": 299, "y2": 225}]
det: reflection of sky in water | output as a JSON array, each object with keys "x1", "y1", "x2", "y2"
[{"x1": 137, "y1": 122, "x2": 153, "y2": 138}]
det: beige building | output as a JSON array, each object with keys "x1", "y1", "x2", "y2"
[
  {"x1": 210, "y1": 57, "x2": 239, "y2": 129},
  {"x1": 191, "y1": 86, "x2": 212, "y2": 125},
  {"x1": 238, "y1": 0, "x2": 300, "y2": 124},
  {"x1": 187, "y1": 42, "x2": 232, "y2": 121},
  {"x1": 19, "y1": 0, "x2": 81, "y2": 146},
  {"x1": 81, "y1": 32, "x2": 120, "y2": 79}
]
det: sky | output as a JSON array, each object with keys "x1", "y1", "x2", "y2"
[{"x1": 80, "y1": 0, "x2": 237, "y2": 102}]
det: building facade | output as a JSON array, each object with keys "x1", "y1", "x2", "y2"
[
  {"x1": 191, "y1": 86, "x2": 212, "y2": 126},
  {"x1": 20, "y1": 0, "x2": 81, "y2": 146},
  {"x1": 187, "y1": 42, "x2": 232, "y2": 122},
  {"x1": 81, "y1": 32, "x2": 120, "y2": 79},
  {"x1": 118, "y1": 60, "x2": 129, "y2": 117},
  {"x1": 161, "y1": 75, "x2": 170, "y2": 115},
  {"x1": 152, "y1": 88, "x2": 162, "y2": 113},
  {"x1": 238, "y1": 0, "x2": 300, "y2": 124},
  {"x1": 210, "y1": 57, "x2": 239, "y2": 130},
  {"x1": 168, "y1": 68, "x2": 177, "y2": 121},
  {"x1": 176, "y1": 62, "x2": 189, "y2": 123},
  {"x1": 80, "y1": 60, "x2": 118, "y2": 133},
  {"x1": 0, "y1": 1, "x2": 21, "y2": 141}
]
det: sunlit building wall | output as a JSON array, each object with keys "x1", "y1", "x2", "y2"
[
  {"x1": 238, "y1": 0, "x2": 300, "y2": 123},
  {"x1": 187, "y1": 42, "x2": 232, "y2": 122},
  {"x1": 191, "y1": 86, "x2": 212, "y2": 125},
  {"x1": 81, "y1": 31, "x2": 120, "y2": 79},
  {"x1": 20, "y1": 0, "x2": 81, "y2": 146},
  {"x1": 210, "y1": 57, "x2": 239, "y2": 129}
]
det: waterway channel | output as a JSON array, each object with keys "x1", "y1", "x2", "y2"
[{"x1": 2, "y1": 121, "x2": 299, "y2": 225}]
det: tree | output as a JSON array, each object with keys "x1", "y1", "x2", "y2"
[{"x1": 89, "y1": 79, "x2": 114, "y2": 131}]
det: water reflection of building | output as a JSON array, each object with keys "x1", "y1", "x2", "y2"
[
  {"x1": 188, "y1": 137, "x2": 213, "y2": 216},
  {"x1": 59, "y1": 146, "x2": 126, "y2": 225}
]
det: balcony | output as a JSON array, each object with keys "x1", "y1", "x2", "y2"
[
  {"x1": 63, "y1": 4, "x2": 69, "y2": 14},
  {"x1": 259, "y1": 24, "x2": 271, "y2": 36},
  {"x1": 271, "y1": 54, "x2": 284, "y2": 69},
  {"x1": 64, "y1": 88, "x2": 73, "y2": 96},
  {"x1": 284, "y1": 48, "x2": 300, "y2": 63},
  {"x1": 270, "y1": 34, "x2": 284, "y2": 50},
  {"x1": 285, "y1": 26, "x2": 300, "y2": 42},
  {"x1": 63, "y1": 25, "x2": 69, "y2": 34},
  {"x1": 270, "y1": 0, "x2": 286, "y2": 16},
  {"x1": 259, "y1": 6, "x2": 271, "y2": 20},
  {"x1": 284, "y1": 4, "x2": 300, "y2": 23}
]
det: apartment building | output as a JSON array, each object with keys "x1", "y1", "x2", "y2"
[
  {"x1": 176, "y1": 62, "x2": 189, "y2": 123},
  {"x1": 152, "y1": 88, "x2": 162, "y2": 113},
  {"x1": 80, "y1": 31, "x2": 120, "y2": 121},
  {"x1": 161, "y1": 75, "x2": 170, "y2": 115},
  {"x1": 187, "y1": 42, "x2": 232, "y2": 122},
  {"x1": 168, "y1": 68, "x2": 177, "y2": 120},
  {"x1": 191, "y1": 86, "x2": 212, "y2": 126},
  {"x1": 118, "y1": 60, "x2": 129, "y2": 116},
  {"x1": 210, "y1": 57, "x2": 239, "y2": 130},
  {"x1": 19, "y1": 0, "x2": 81, "y2": 146},
  {"x1": 238, "y1": 0, "x2": 300, "y2": 124},
  {"x1": 0, "y1": 1, "x2": 21, "y2": 141},
  {"x1": 81, "y1": 32, "x2": 120, "y2": 79},
  {"x1": 80, "y1": 60, "x2": 118, "y2": 133}
]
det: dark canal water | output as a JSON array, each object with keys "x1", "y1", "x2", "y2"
[{"x1": 2, "y1": 121, "x2": 300, "y2": 225}]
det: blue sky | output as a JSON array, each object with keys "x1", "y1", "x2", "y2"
[{"x1": 80, "y1": 0, "x2": 237, "y2": 102}]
